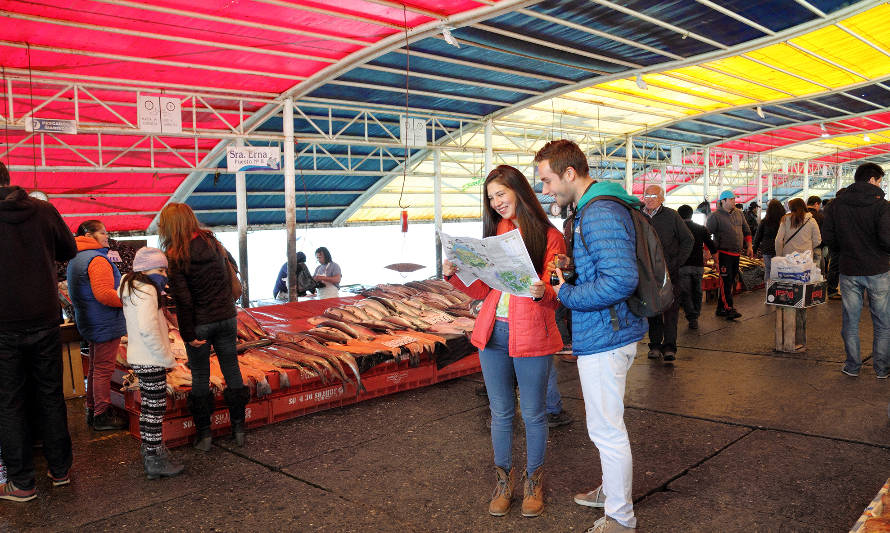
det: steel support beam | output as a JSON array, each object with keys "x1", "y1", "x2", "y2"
[
  {"x1": 434, "y1": 149, "x2": 443, "y2": 279},
  {"x1": 235, "y1": 137, "x2": 249, "y2": 306},
  {"x1": 283, "y1": 98, "x2": 297, "y2": 302}
]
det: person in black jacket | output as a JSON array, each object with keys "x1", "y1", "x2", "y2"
[
  {"x1": 273, "y1": 251, "x2": 316, "y2": 300},
  {"x1": 158, "y1": 203, "x2": 250, "y2": 450},
  {"x1": 822, "y1": 163, "x2": 890, "y2": 378},
  {"x1": 753, "y1": 199, "x2": 785, "y2": 283},
  {"x1": 642, "y1": 185, "x2": 694, "y2": 362},
  {"x1": 807, "y1": 196, "x2": 825, "y2": 266},
  {"x1": 0, "y1": 162, "x2": 77, "y2": 502},
  {"x1": 677, "y1": 205, "x2": 716, "y2": 330}
]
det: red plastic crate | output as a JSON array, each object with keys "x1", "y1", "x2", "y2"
[
  {"x1": 129, "y1": 400, "x2": 270, "y2": 449},
  {"x1": 435, "y1": 352, "x2": 481, "y2": 383}
]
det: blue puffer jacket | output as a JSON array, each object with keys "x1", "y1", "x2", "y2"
[
  {"x1": 558, "y1": 182, "x2": 647, "y2": 355},
  {"x1": 67, "y1": 248, "x2": 126, "y2": 343}
]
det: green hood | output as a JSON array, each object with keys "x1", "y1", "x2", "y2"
[{"x1": 576, "y1": 181, "x2": 642, "y2": 211}]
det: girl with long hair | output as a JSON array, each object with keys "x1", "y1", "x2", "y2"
[
  {"x1": 157, "y1": 203, "x2": 249, "y2": 450},
  {"x1": 443, "y1": 165, "x2": 564, "y2": 518},
  {"x1": 775, "y1": 197, "x2": 822, "y2": 258},
  {"x1": 67, "y1": 219, "x2": 128, "y2": 431},
  {"x1": 119, "y1": 247, "x2": 184, "y2": 479},
  {"x1": 753, "y1": 199, "x2": 786, "y2": 282}
]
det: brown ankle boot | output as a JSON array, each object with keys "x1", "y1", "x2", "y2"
[
  {"x1": 521, "y1": 468, "x2": 545, "y2": 517},
  {"x1": 488, "y1": 466, "x2": 516, "y2": 516}
]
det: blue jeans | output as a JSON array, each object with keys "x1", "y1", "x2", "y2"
[
  {"x1": 546, "y1": 356, "x2": 562, "y2": 415},
  {"x1": 479, "y1": 321, "x2": 550, "y2": 476},
  {"x1": 185, "y1": 317, "x2": 244, "y2": 395},
  {"x1": 840, "y1": 273, "x2": 890, "y2": 375}
]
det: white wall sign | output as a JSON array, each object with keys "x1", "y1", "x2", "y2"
[
  {"x1": 226, "y1": 146, "x2": 281, "y2": 172},
  {"x1": 138, "y1": 94, "x2": 182, "y2": 133},
  {"x1": 400, "y1": 116, "x2": 427, "y2": 148},
  {"x1": 24, "y1": 117, "x2": 77, "y2": 134}
]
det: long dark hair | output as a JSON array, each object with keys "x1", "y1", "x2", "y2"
[
  {"x1": 762, "y1": 199, "x2": 785, "y2": 227},
  {"x1": 785, "y1": 198, "x2": 807, "y2": 228},
  {"x1": 482, "y1": 165, "x2": 553, "y2": 274},
  {"x1": 315, "y1": 247, "x2": 332, "y2": 264},
  {"x1": 119, "y1": 272, "x2": 164, "y2": 309}
]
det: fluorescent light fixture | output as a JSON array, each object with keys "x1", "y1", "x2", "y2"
[
  {"x1": 864, "y1": 134, "x2": 871, "y2": 142},
  {"x1": 755, "y1": 106, "x2": 765, "y2": 119},
  {"x1": 441, "y1": 26, "x2": 459, "y2": 48},
  {"x1": 820, "y1": 123, "x2": 829, "y2": 137},
  {"x1": 635, "y1": 74, "x2": 647, "y2": 90}
]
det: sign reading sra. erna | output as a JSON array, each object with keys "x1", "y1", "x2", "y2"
[{"x1": 226, "y1": 146, "x2": 282, "y2": 172}]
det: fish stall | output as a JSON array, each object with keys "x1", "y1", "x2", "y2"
[{"x1": 108, "y1": 280, "x2": 481, "y2": 448}]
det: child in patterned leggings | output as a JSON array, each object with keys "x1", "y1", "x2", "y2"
[{"x1": 119, "y1": 247, "x2": 184, "y2": 480}]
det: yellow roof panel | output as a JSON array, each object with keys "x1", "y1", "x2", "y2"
[
  {"x1": 746, "y1": 43, "x2": 864, "y2": 88},
  {"x1": 594, "y1": 78, "x2": 727, "y2": 111},
  {"x1": 577, "y1": 86, "x2": 701, "y2": 114},
  {"x1": 644, "y1": 73, "x2": 758, "y2": 106},
  {"x1": 790, "y1": 25, "x2": 890, "y2": 80},
  {"x1": 703, "y1": 55, "x2": 826, "y2": 96},
  {"x1": 842, "y1": 4, "x2": 890, "y2": 72},
  {"x1": 667, "y1": 65, "x2": 790, "y2": 100}
]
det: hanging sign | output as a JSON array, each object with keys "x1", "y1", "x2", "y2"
[
  {"x1": 24, "y1": 117, "x2": 77, "y2": 134},
  {"x1": 226, "y1": 146, "x2": 281, "y2": 172},
  {"x1": 137, "y1": 95, "x2": 182, "y2": 133},
  {"x1": 399, "y1": 116, "x2": 427, "y2": 148}
]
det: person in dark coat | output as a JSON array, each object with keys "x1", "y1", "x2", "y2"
[
  {"x1": 753, "y1": 199, "x2": 786, "y2": 283},
  {"x1": 677, "y1": 205, "x2": 716, "y2": 330},
  {"x1": 641, "y1": 185, "x2": 694, "y2": 362},
  {"x1": 273, "y1": 251, "x2": 316, "y2": 299},
  {"x1": 158, "y1": 203, "x2": 250, "y2": 451},
  {"x1": 822, "y1": 163, "x2": 890, "y2": 378},
  {"x1": 0, "y1": 161, "x2": 77, "y2": 501}
]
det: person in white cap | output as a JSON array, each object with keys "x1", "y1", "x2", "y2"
[
  {"x1": 119, "y1": 247, "x2": 184, "y2": 480},
  {"x1": 706, "y1": 190, "x2": 753, "y2": 320}
]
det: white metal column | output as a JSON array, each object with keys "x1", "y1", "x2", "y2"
[
  {"x1": 703, "y1": 147, "x2": 710, "y2": 201},
  {"x1": 756, "y1": 156, "x2": 763, "y2": 209},
  {"x1": 484, "y1": 119, "x2": 493, "y2": 177},
  {"x1": 283, "y1": 97, "x2": 297, "y2": 302},
  {"x1": 624, "y1": 135, "x2": 633, "y2": 194},
  {"x1": 803, "y1": 161, "x2": 810, "y2": 200},
  {"x1": 434, "y1": 148, "x2": 443, "y2": 279},
  {"x1": 768, "y1": 173, "x2": 773, "y2": 201},
  {"x1": 660, "y1": 165, "x2": 667, "y2": 197},
  {"x1": 235, "y1": 137, "x2": 249, "y2": 306}
]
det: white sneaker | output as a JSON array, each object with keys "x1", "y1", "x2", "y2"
[
  {"x1": 574, "y1": 485, "x2": 605, "y2": 508},
  {"x1": 586, "y1": 515, "x2": 636, "y2": 533}
]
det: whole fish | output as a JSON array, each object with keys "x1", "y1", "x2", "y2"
[
  {"x1": 367, "y1": 295, "x2": 399, "y2": 313},
  {"x1": 236, "y1": 338, "x2": 273, "y2": 353},
  {"x1": 355, "y1": 299, "x2": 389, "y2": 317},
  {"x1": 342, "y1": 305, "x2": 372, "y2": 322},
  {"x1": 381, "y1": 315, "x2": 415, "y2": 329},
  {"x1": 239, "y1": 352, "x2": 290, "y2": 388},
  {"x1": 237, "y1": 308, "x2": 269, "y2": 338},
  {"x1": 316, "y1": 319, "x2": 376, "y2": 341},
  {"x1": 305, "y1": 327, "x2": 351, "y2": 344}
]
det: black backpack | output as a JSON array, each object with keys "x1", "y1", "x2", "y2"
[{"x1": 567, "y1": 196, "x2": 674, "y2": 320}]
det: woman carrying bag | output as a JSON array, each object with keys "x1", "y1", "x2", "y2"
[
  {"x1": 775, "y1": 198, "x2": 822, "y2": 258},
  {"x1": 157, "y1": 203, "x2": 249, "y2": 451}
]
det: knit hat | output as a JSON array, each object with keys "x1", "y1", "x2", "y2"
[
  {"x1": 718, "y1": 189, "x2": 735, "y2": 201},
  {"x1": 132, "y1": 247, "x2": 168, "y2": 272}
]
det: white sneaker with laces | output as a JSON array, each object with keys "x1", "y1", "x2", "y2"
[
  {"x1": 586, "y1": 515, "x2": 636, "y2": 533},
  {"x1": 573, "y1": 485, "x2": 605, "y2": 508}
]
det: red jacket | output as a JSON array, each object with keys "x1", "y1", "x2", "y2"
[{"x1": 449, "y1": 219, "x2": 565, "y2": 357}]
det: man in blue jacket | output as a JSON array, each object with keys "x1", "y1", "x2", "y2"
[{"x1": 536, "y1": 140, "x2": 645, "y2": 533}]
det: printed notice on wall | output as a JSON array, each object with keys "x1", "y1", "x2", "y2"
[
  {"x1": 137, "y1": 95, "x2": 182, "y2": 133},
  {"x1": 399, "y1": 116, "x2": 427, "y2": 148}
]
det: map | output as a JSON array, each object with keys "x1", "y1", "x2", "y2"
[{"x1": 438, "y1": 229, "x2": 540, "y2": 297}]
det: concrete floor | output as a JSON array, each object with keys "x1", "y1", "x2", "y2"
[{"x1": 3, "y1": 291, "x2": 890, "y2": 532}]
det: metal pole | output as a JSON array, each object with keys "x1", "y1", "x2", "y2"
[
  {"x1": 768, "y1": 173, "x2": 773, "y2": 201},
  {"x1": 283, "y1": 97, "x2": 297, "y2": 302},
  {"x1": 660, "y1": 164, "x2": 667, "y2": 199},
  {"x1": 703, "y1": 147, "x2": 710, "y2": 201},
  {"x1": 624, "y1": 135, "x2": 633, "y2": 194},
  {"x1": 803, "y1": 161, "x2": 810, "y2": 200},
  {"x1": 756, "y1": 155, "x2": 763, "y2": 209},
  {"x1": 484, "y1": 119, "x2": 493, "y2": 176},
  {"x1": 235, "y1": 137, "x2": 249, "y2": 306},
  {"x1": 434, "y1": 148, "x2": 443, "y2": 279}
]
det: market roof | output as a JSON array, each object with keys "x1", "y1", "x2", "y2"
[{"x1": 2, "y1": 0, "x2": 889, "y2": 232}]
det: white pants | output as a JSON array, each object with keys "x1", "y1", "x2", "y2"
[{"x1": 577, "y1": 341, "x2": 637, "y2": 528}]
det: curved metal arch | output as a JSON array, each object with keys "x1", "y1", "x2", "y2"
[{"x1": 148, "y1": 0, "x2": 540, "y2": 233}]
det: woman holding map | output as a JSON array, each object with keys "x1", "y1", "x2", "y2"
[{"x1": 443, "y1": 164, "x2": 564, "y2": 519}]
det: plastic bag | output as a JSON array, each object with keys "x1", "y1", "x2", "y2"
[{"x1": 771, "y1": 250, "x2": 822, "y2": 282}]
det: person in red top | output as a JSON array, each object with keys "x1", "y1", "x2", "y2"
[{"x1": 444, "y1": 165, "x2": 564, "y2": 519}]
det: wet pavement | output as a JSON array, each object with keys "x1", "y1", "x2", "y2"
[{"x1": 3, "y1": 290, "x2": 889, "y2": 532}]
